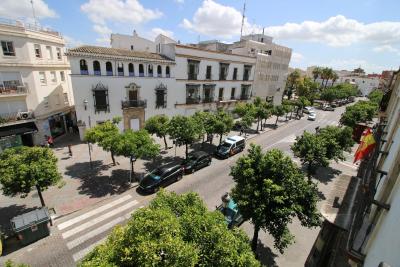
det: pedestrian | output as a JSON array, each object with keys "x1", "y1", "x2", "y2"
[
  {"x1": 46, "y1": 135, "x2": 54, "y2": 148},
  {"x1": 315, "y1": 126, "x2": 320, "y2": 133},
  {"x1": 68, "y1": 144, "x2": 73, "y2": 156}
]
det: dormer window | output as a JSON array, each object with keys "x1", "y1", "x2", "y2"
[
  {"x1": 139, "y1": 64, "x2": 144, "y2": 77},
  {"x1": 157, "y1": 65, "x2": 162, "y2": 77},
  {"x1": 93, "y1": 61, "x2": 101, "y2": 76},
  {"x1": 106, "y1": 62, "x2": 113, "y2": 76},
  {"x1": 166, "y1": 66, "x2": 170, "y2": 78},
  {"x1": 80, "y1": 59, "x2": 88, "y2": 75},
  {"x1": 148, "y1": 65, "x2": 153, "y2": 77},
  {"x1": 128, "y1": 63, "x2": 134, "y2": 77},
  {"x1": 117, "y1": 63, "x2": 124, "y2": 76}
]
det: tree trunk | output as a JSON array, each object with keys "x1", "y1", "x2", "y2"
[
  {"x1": 209, "y1": 134, "x2": 213, "y2": 144},
  {"x1": 36, "y1": 185, "x2": 45, "y2": 207},
  {"x1": 251, "y1": 225, "x2": 260, "y2": 254},
  {"x1": 185, "y1": 143, "x2": 189, "y2": 159},
  {"x1": 219, "y1": 134, "x2": 223, "y2": 144},
  {"x1": 163, "y1": 135, "x2": 168, "y2": 150},
  {"x1": 275, "y1": 116, "x2": 279, "y2": 126},
  {"x1": 307, "y1": 162, "x2": 313, "y2": 181},
  {"x1": 131, "y1": 160, "x2": 135, "y2": 182},
  {"x1": 290, "y1": 110, "x2": 293, "y2": 120},
  {"x1": 256, "y1": 118, "x2": 260, "y2": 131},
  {"x1": 111, "y1": 151, "x2": 116, "y2": 166}
]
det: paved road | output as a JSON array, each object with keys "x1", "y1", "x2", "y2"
[{"x1": 1, "y1": 105, "x2": 358, "y2": 267}]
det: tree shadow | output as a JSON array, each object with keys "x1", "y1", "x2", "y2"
[
  {"x1": 142, "y1": 155, "x2": 184, "y2": 172},
  {"x1": 257, "y1": 241, "x2": 279, "y2": 267},
  {"x1": 262, "y1": 123, "x2": 278, "y2": 130},
  {"x1": 191, "y1": 142, "x2": 218, "y2": 155},
  {"x1": 0, "y1": 204, "x2": 37, "y2": 235},
  {"x1": 313, "y1": 166, "x2": 342, "y2": 185}
]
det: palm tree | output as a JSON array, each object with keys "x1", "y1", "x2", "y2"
[
  {"x1": 331, "y1": 72, "x2": 339, "y2": 86},
  {"x1": 321, "y1": 67, "x2": 333, "y2": 89},
  {"x1": 312, "y1": 67, "x2": 321, "y2": 82},
  {"x1": 286, "y1": 70, "x2": 301, "y2": 99}
]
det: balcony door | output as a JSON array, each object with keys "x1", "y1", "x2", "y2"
[{"x1": 129, "y1": 90, "x2": 138, "y2": 101}]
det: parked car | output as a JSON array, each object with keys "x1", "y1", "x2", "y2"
[
  {"x1": 308, "y1": 112, "x2": 317, "y2": 121},
  {"x1": 215, "y1": 136, "x2": 245, "y2": 158},
  {"x1": 216, "y1": 193, "x2": 244, "y2": 229},
  {"x1": 181, "y1": 151, "x2": 212, "y2": 174},
  {"x1": 139, "y1": 163, "x2": 183, "y2": 193},
  {"x1": 303, "y1": 106, "x2": 315, "y2": 114},
  {"x1": 322, "y1": 104, "x2": 335, "y2": 111}
]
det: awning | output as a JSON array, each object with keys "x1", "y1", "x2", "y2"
[{"x1": 0, "y1": 121, "x2": 38, "y2": 138}]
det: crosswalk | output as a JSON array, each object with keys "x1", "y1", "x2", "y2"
[{"x1": 56, "y1": 194, "x2": 140, "y2": 263}]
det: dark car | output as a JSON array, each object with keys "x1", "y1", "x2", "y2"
[
  {"x1": 216, "y1": 193, "x2": 244, "y2": 229},
  {"x1": 139, "y1": 163, "x2": 183, "y2": 193},
  {"x1": 181, "y1": 151, "x2": 211, "y2": 174}
]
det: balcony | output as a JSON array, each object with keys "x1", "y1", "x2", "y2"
[
  {"x1": 106, "y1": 71, "x2": 113, "y2": 76},
  {"x1": 188, "y1": 73, "x2": 197, "y2": 80},
  {"x1": 94, "y1": 70, "x2": 101, "y2": 76},
  {"x1": 243, "y1": 74, "x2": 250, "y2": 81},
  {"x1": 203, "y1": 97, "x2": 214, "y2": 103},
  {"x1": 80, "y1": 70, "x2": 89, "y2": 75},
  {"x1": 0, "y1": 84, "x2": 28, "y2": 97},
  {"x1": 129, "y1": 72, "x2": 134, "y2": 77},
  {"x1": 186, "y1": 98, "x2": 200, "y2": 104},
  {"x1": 0, "y1": 111, "x2": 34, "y2": 124},
  {"x1": 240, "y1": 94, "x2": 250, "y2": 100},
  {"x1": 121, "y1": 100, "x2": 147, "y2": 109},
  {"x1": 139, "y1": 73, "x2": 144, "y2": 77}
]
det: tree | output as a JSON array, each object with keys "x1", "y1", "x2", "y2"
[
  {"x1": 285, "y1": 70, "x2": 301, "y2": 99},
  {"x1": 320, "y1": 87, "x2": 338, "y2": 104},
  {"x1": 85, "y1": 117, "x2": 121, "y2": 165},
  {"x1": 0, "y1": 146, "x2": 62, "y2": 207},
  {"x1": 214, "y1": 110, "x2": 234, "y2": 144},
  {"x1": 168, "y1": 115, "x2": 201, "y2": 159},
  {"x1": 340, "y1": 101, "x2": 378, "y2": 128},
  {"x1": 317, "y1": 126, "x2": 355, "y2": 161},
  {"x1": 331, "y1": 72, "x2": 339, "y2": 86},
  {"x1": 312, "y1": 67, "x2": 322, "y2": 82},
  {"x1": 368, "y1": 89, "x2": 384, "y2": 104},
  {"x1": 272, "y1": 105, "x2": 285, "y2": 127},
  {"x1": 115, "y1": 129, "x2": 160, "y2": 180},
  {"x1": 294, "y1": 96, "x2": 311, "y2": 118},
  {"x1": 297, "y1": 77, "x2": 320, "y2": 104},
  {"x1": 80, "y1": 191, "x2": 260, "y2": 267},
  {"x1": 230, "y1": 145, "x2": 320, "y2": 254},
  {"x1": 144, "y1": 115, "x2": 170, "y2": 150},
  {"x1": 291, "y1": 132, "x2": 329, "y2": 178}
]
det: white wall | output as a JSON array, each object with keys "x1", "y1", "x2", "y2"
[
  {"x1": 111, "y1": 33, "x2": 156, "y2": 52},
  {"x1": 339, "y1": 77, "x2": 379, "y2": 96}
]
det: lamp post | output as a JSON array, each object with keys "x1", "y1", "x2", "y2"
[
  {"x1": 84, "y1": 99, "x2": 93, "y2": 169},
  {"x1": 83, "y1": 99, "x2": 88, "y2": 110}
]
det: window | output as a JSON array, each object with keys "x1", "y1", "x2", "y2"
[
  {"x1": 231, "y1": 87, "x2": 236, "y2": 100},
  {"x1": 56, "y1": 48, "x2": 62, "y2": 60},
  {"x1": 203, "y1": 85, "x2": 215, "y2": 103},
  {"x1": 55, "y1": 93, "x2": 60, "y2": 105},
  {"x1": 157, "y1": 65, "x2": 162, "y2": 77},
  {"x1": 206, "y1": 65, "x2": 212, "y2": 79},
  {"x1": 106, "y1": 62, "x2": 113, "y2": 76},
  {"x1": 92, "y1": 84, "x2": 109, "y2": 112},
  {"x1": 63, "y1": 92, "x2": 69, "y2": 104},
  {"x1": 117, "y1": 62, "x2": 124, "y2": 76},
  {"x1": 80, "y1": 59, "x2": 88, "y2": 75},
  {"x1": 93, "y1": 61, "x2": 101, "y2": 75},
  {"x1": 60, "y1": 71, "x2": 65, "y2": 82},
  {"x1": 166, "y1": 66, "x2": 170, "y2": 78},
  {"x1": 243, "y1": 65, "x2": 252, "y2": 81},
  {"x1": 219, "y1": 63, "x2": 229, "y2": 80},
  {"x1": 34, "y1": 44, "x2": 41, "y2": 58},
  {"x1": 218, "y1": 88, "x2": 224, "y2": 101},
  {"x1": 46, "y1": 46, "x2": 53, "y2": 59},
  {"x1": 148, "y1": 64, "x2": 153, "y2": 77},
  {"x1": 50, "y1": 71, "x2": 57, "y2": 83},
  {"x1": 186, "y1": 84, "x2": 200, "y2": 104},
  {"x1": 1, "y1": 41, "x2": 15, "y2": 56},
  {"x1": 240, "y1": 85, "x2": 251, "y2": 100},
  {"x1": 43, "y1": 96, "x2": 49, "y2": 108},
  {"x1": 128, "y1": 63, "x2": 134, "y2": 76},
  {"x1": 130, "y1": 45, "x2": 134, "y2": 50},
  {"x1": 233, "y1": 68, "x2": 238, "y2": 80},
  {"x1": 139, "y1": 64, "x2": 144, "y2": 77},
  {"x1": 39, "y1": 72, "x2": 46, "y2": 84},
  {"x1": 187, "y1": 59, "x2": 199, "y2": 80},
  {"x1": 155, "y1": 84, "x2": 167, "y2": 108}
]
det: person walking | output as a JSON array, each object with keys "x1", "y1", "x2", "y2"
[{"x1": 45, "y1": 135, "x2": 54, "y2": 148}]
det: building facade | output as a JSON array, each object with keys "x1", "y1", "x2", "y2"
[
  {"x1": 339, "y1": 76, "x2": 380, "y2": 96},
  {"x1": 0, "y1": 18, "x2": 75, "y2": 149}
]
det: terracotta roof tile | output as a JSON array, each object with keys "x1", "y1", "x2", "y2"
[{"x1": 67, "y1": 45, "x2": 173, "y2": 61}]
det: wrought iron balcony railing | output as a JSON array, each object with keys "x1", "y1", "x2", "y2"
[{"x1": 121, "y1": 100, "x2": 147, "y2": 108}]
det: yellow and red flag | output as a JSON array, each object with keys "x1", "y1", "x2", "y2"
[{"x1": 354, "y1": 127, "x2": 376, "y2": 163}]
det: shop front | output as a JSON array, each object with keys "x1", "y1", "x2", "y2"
[
  {"x1": 47, "y1": 112, "x2": 75, "y2": 138},
  {"x1": 0, "y1": 121, "x2": 37, "y2": 152}
]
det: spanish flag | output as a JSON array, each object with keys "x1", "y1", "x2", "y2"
[{"x1": 354, "y1": 128, "x2": 376, "y2": 163}]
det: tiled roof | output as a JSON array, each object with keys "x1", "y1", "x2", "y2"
[{"x1": 66, "y1": 46, "x2": 173, "y2": 61}]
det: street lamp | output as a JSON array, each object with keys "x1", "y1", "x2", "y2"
[{"x1": 83, "y1": 99, "x2": 88, "y2": 110}]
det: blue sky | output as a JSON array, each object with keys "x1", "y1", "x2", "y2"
[{"x1": 2, "y1": 0, "x2": 399, "y2": 73}]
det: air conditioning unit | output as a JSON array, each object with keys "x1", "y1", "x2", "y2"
[{"x1": 17, "y1": 111, "x2": 33, "y2": 120}]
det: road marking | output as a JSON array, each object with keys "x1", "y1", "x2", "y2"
[
  {"x1": 72, "y1": 237, "x2": 107, "y2": 262},
  {"x1": 58, "y1": 195, "x2": 132, "y2": 230},
  {"x1": 62, "y1": 200, "x2": 138, "y2": 239}
]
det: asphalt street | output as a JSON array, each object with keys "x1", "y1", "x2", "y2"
[{"x1": 1, "y1": 105, "x2": 357, "y2": 267}]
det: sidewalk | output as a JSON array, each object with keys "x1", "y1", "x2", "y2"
[{"x1": 0, "y1": 114, "x2": 296, "y2": 231}]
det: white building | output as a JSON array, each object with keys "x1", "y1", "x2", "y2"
[
  {"x1": 339, "y1": 76, "x2": 379, "y2": 96},
  {"x1": 67, "y1": 33, "x2": 256, "y2": 135},
  {"x1": 0, "y1": 18, "x2": 75, "y2": 149},
  {"x1": 346, "y1": 70, "x2": 400, "y2": 267}
]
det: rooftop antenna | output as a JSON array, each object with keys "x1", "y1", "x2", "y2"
[
  {"x1": 30, "y1": 0, "x2": 38, "y2": 26},
  {"x1": 240, "y1": 0, "x2": 246, "y2": 39}
]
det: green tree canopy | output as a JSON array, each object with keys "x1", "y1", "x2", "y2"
[
  {"x1": 80, "y1": 191, "x2": 260, "y2": 267},
  {"x1": 168, "y1": 115, "x2": 201, "y2": 158},
  {"x1": 272, "y1": 105, "x2": 285, "y2": 126},
  {"x1": 368, "y1": 89, "x2": 384, "y2": 104},
  {"x1": 340, "y1": 101, "x2": 378, "y2": 128},
  {"x1": 291, "y1": 131, "x2": 329, "y2": 178},
  {"x1": 317, "y1": 126, "x2": 355, "y2": 161},
  {"x1": 0, "y1": 146, "x2": 62, "y2": 207},
  {"x1": 230, "y1": 145, "x2": 320, "y2": 253},
  {"x1": 144, "y1": 115, "x2": 170, "y2": 150},
  {"x1": 214, "y1": 110, "x2": 234, "y2": 143}
]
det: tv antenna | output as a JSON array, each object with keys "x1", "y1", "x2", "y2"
[
  {"x1": 240, "y1": 1, "x2": 246, "y2": 39},
  {"x1": 30, "y1": 0, "x2": 38, "y2": 26}
]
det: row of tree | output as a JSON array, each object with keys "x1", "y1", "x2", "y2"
[
  {"x1": 312, "y1": 66, "x2": 339, "y2": 88},
  {"x1": 320, "y1": 83, "x2": 358, "y2": 104}
]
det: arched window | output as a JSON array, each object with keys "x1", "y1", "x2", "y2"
[
  {"x1": 93, "y1": 60, "x2": 101, "y2": 75},
  {"x1": 157, "y1": 65, "x2": 162, "y2": 77},
  {"x1": 139, "y1": 64, "x2": 144, "y2": 77},
  {"x1": 166, "y1": 66, "x2": 170, "y2": 78},
  {"x1": 117, "y1": 62, "x2": 124, "y2": 76},
  {"x1": 148, "y1": 64, "x2": 153, "y2": 77},
  {"x1": 128, "y1": 63, "x2": 134, "y2": 77},
  {"x1": 80, "y1": 59, "x2": 88, "y2": 75},
  {"x1": 106, "y1": 62, "x2": 113, "y2": 76}
]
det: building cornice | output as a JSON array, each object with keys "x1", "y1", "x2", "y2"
[
  {"x1": 176, "y1": 44, "x2": 256, "y2": 60},
  {"x1": 66, "y1": 52, "x2": 175, "y2": 65},
  {"x1": 176, "y1": 53, "x2": 255, "y2": 65},
  {"x1": 0, "y1": 62, "x2": 71, "y2": 69},
  {"x1": 176, "y1": 79, "x2": 254, "y2": 83}
]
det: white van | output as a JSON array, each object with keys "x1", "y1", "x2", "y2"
[{"x1": 215, "y1": 136, "x2": 246, "y2": 158}]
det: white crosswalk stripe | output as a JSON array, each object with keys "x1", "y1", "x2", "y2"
[
  {"x1": 58, "y1": 194, "x2": 132, "y2": 230},
  {"x1": 55, "y1": 194, "x2": 141, "y2": 262},
  {"x1": 62, "y1": 200, "x2": 138, "y2": 239}
]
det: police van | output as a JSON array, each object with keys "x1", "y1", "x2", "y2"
[{"x1": 215, "y1": 135, "x2": 246, "y2": 158}]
